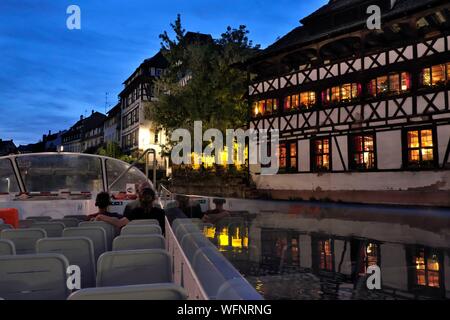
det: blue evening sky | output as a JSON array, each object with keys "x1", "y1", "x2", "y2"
[{"x1": 0, "y1": 0, "x2": 327, "y2": 145}]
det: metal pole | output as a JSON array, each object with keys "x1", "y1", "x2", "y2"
[{"x1": 108, "y1": 148, "x2": 156, "y2": 191}]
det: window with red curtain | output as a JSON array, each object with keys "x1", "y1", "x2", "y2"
[
  {"x1": 319, "y1": 239, "x2": 333, "y2": 271},
  {"x1": 312, "y1": 138, "x2": 330, "y2": 171},
  {"x1": 421, "y1": 64, "x2": 447, "y2": 87},
  {"x1": 368, "y1": 72, "x2": 410, "y2": 97},
  {"x1": 322, "y1": 83, "x2": 360, "y2": 105},
  {"x1": 278, "y1": 141, "x2": 297, "y2": 172},
  {"x1": 349, "y1": 134, "x2": 376, "y2": 170},
  {"x1": 413, "y1": 248, "x2": 441, "y2": 288}
]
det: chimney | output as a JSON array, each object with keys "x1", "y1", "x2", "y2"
[
  {"x1": 80, "y1": 115, "x2": 84, "y2": 121},
  {"x1": 91, "y1": 110, "x2": 94, "y2": 115}
]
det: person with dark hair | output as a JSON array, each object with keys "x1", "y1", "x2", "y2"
[
  {"x1": 88, "y1": 192, "x2": 122, "y2": 220},
  {"x1": 202, "y1": 198, "x2": 230, "y2": 224},
  {"x1": 95, "y1": 187, "x2": 166, "y2": 234}
]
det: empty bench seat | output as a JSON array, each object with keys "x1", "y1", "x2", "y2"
[
  {"x1": 63, "y1": 227, "x2": 106, "y2": 261},
  {"x1": 79, "y1": 221, "x2": 117, "y2": 250},
  {"x1": 113, "y1": 235, "x2": 165, "y2": 251},
  {"x1": 128, "y1": 219, "x2": 159, "y2": 226},
  {"x1": 0, "y1": 239, "x2": 15, "y2": 255},
  {"x1": 121, "y1": 225, "x2": 161, "y2": 236},
  {"x1": 0, "y1": 253, "x2": 69, "y2": 300},
  {"x1": 33, "y1": 222, "x2": 65, "y2": 237},
  {"x1": 0, "y1": 228, "x2": 47, "y2": 254},
  {"x1": 68, "y1": 283, "x2": 187, "y2": 300},
  {"x1": 52, "y1": 218, "x2": 79, "y2": 228},
  {"x1": 96, "y1": 249, "x2": 172, "y2": 287},
  {"x1": 36, "y1": 237, "x2": 96, "y2": 288}
]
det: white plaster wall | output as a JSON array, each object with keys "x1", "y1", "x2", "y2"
[
  {"x1": 377, "y1": 130, "x2": 402, "y2": 169},
  {"x1": 437, "y1": 124, "x2": 450, "y2": 167},
  {"x1": 298, "y1": 140, "x2": 310, "y2": 172},
  {"x1": 380, "y1": 243, "x2": 408, "y2": 291},
  {"x1": 334, "y1": 239, "x2": 352, "y2": 275},
  {"x1": 253, "y1": 170, "x2": 450, "y2": 191},
  {"x1": 299, "y1": 234, "x2": 312, "y2": 269},
  {"x1": 332, "y1": 136, "x2": 348, "y2": 171}
]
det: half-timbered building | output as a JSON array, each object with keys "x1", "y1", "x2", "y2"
[{"x1": 246, "y1": 0, "x2": 450, "y2": 206}]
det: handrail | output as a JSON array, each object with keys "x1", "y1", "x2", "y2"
[
  {"x1": 159, "y1": 183, "x2": 172, "y2": 196},
  {"x1": 108, "y1": 148, "x2": 157, "y2": 191}
]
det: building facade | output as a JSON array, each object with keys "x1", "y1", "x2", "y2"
[
  {"x1": 119, "y1": 51, "x2": 168, "y2": 170},
  {"x1": 245, "y1": 0, "x2": 450, "y2": 206},
  {"x1": 103, "y1": 103, "x2": 121, "y2": 145},
  {"x1": 62, "y1": 111, "x2": 106, "y2": 153}
]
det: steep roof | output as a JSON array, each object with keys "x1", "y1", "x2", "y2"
[
  {"x1": 249, "y1": 0, "x2": 445, "y2": 63},
  {"x1": 0, "y1": 139, "x2": 17, "y2": 156}
]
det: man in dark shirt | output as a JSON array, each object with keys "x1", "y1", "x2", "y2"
[{"x1": 95, "y1": 187, "x2": 165, "y2": 234}]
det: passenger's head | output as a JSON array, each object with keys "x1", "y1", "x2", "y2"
[
  {"x1": 137, "y1": 181, "x2": 152, "y2": 198},
  {"x1": 175, "y1": 195, "x2": 190, "y2": 210},
  {"x1": 213, "y1": 198, "x2": 226, "y2": 210},
  {"x1": 95, "y1": 192, "x2": 111, "y2": 210},
  {"x1": 140, "y1": 187, "x2": 156, "y2": 206}
]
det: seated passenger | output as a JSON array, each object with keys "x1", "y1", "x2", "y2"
[
  {"x1": 175, "y1": 194, "x2": 203, "y2": 219},
  {"x1": 95, "y1": 187, "x2": 165, "y2": 234},
  {"x1": 88, "y1": 192, "x2": 122, "y2": 220},
  {"x1": 202, "y1": 198, "x2": 230, "y2": 224}
]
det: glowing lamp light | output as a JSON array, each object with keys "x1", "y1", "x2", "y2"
[
  {"x1": 218, "y1": 227, "x2": 230, "y2": 247},
  {"x1": 204, "y1": 226, "x2": 216, "y2": 239}
]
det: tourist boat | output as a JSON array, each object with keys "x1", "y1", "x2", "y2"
[{"x1": 0, "y1": 152, "x2": 262, "y2": 300}]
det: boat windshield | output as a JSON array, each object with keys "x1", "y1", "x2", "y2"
[
  {"x1": 0, "y1": 158, "x2": 19, "y2": 193},
  {"x1": 16, "y1": 154, "x2": 103, "y2": 192},
  {"x1": 106, "y1": 159, "x2": 148, "y2": 192}
]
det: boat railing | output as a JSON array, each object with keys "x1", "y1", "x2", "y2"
[
  {"x1": 165, "y1": 213, "x2": 263, "y2": 300},
  {"x1": 165, "y1": 217, "x2": 209, "y2": 300}
]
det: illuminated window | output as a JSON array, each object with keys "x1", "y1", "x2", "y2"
[
  {"x1": 285, "y1": 91, "x2": 316, "y2": 111},
  {"x1": 278, "y1": 141, "x2": 297, "y2": 172},
  {"x1": 359, "y1": 242, "x2": 379, "y2": 274},
  {"x1": 368, "y1": 72, "x2": 410, "y2": 97},
  {"x1": 421, "y1": 64, "x2": 448, "y2": 87},
  {"x1": 322, "y1": 83, "x2": 360, "y2": 105},
  {"x1": 312, "y1": 138, "x2": 330, "y2": 171},
  {"x1": 319, "y1": 239, "x2": 334, "y2": 271},
  {"x1": 405, "y1": 128, "x2": 436, "y2": 168},
  {"x1": 349, "y1": 134, "x2": 376, "y2": 170},
  {"x1": 412, "y1": 248, "x2": 441, "y2": 289},
  {"x1": 253, "y1": 99, "x2": 278, "y2": 116}
]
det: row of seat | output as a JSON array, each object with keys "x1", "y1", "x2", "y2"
[
  {"x1": 0, "y1": 249, "x2": 178, "y2": 300},
  {"x1": 1, "y1": 218, "x2": 162, "y2": 255},
  {"x1": 0, "y1": 215, "x2": 183, "y2": 300}
]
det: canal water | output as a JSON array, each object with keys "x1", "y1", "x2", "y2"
[{"x1": 202, "y1": 201, "x2": 450, "y2": 300}]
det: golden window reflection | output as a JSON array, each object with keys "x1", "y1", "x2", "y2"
[{"x1": 414, "y1": 249, "x2": 441, "y2": 288}]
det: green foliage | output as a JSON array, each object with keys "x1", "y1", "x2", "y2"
[
  {"x1": 146, "y1": 15, "x2": 259, "y2": 139},
  {"x1": 97, "y1": 141, "x2": 123, "y2": 159}
]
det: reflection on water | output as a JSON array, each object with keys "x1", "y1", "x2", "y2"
[{"x1": 203, "y1": 203, "x2": 450, "y2": 300}]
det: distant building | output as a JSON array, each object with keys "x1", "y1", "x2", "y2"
[
  {"x1": 104, "y1": 103, "x2": 121, "y2": 145},
  {"x1": 119, "y1": 51, "x2": 168, "y2": 168},
  {"x1": 62, "y1": 111, "x2": 106, "y2": 153},
  {"x1": 43, "y1": 130, "x2": 66, "y2": 152},
  {"x1": 17, "y1": 141, "x2": 45, "y2": 154},
  {"x1": 0, "y1": 139, "x2": 17, "y2": 156}
]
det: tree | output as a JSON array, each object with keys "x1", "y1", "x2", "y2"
[{"x1": 145, "y1": 15, "x2": 259, "y2": 142}]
